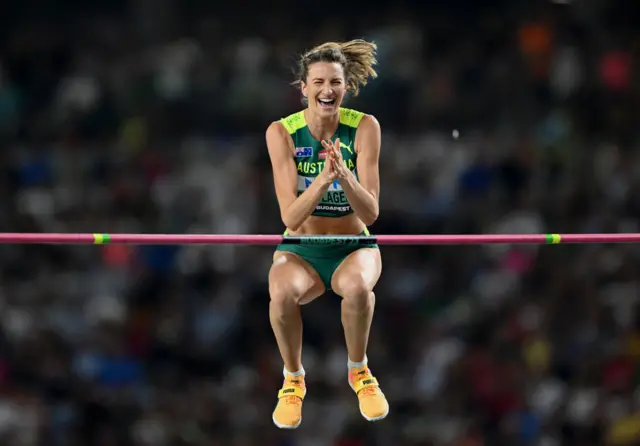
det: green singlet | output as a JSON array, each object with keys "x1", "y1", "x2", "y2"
[
  {"x1": 280, "y1": 107, "x2": 363, "y2": 218},
  {"x1": 275, "y1": 107, "x2": 379, "y2": 291}
]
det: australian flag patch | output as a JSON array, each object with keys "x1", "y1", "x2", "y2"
[{"x1": 295, "y1": 147, "x2": 313, "y2": 157}]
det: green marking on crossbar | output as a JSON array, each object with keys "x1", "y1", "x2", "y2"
[
  {"x1": 93, "y1": 234, "x2": 111, "y2": 245},
  {"x1": 544, "y1": 234, "x2": 561, "y2": 244}
]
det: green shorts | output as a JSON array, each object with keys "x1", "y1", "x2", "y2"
[{"x1": 276, "y1": 231, "x2": 379, "y2": 291}]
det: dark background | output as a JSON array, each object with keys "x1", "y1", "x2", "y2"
[{"x1": 0, "y1": 0, "x2": 639, "y2": 445}]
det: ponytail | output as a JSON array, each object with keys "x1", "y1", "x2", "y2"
[{"x1": 293, "y1": 39, "x2": 378, "y2": 97}]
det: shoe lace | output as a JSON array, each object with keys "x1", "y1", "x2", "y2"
[
  {"x1": 283, "y1": 396, "x2": 301, "y2": 405},
  {"x1": 282, "y1": 379, "x2": 304, "y2": 405},
  {"x1": 353, "y1": 368, "x2": 380, "y2": 397},
  {"x1": 359, "y1": 385, "x2": 379, "y2": 397}
]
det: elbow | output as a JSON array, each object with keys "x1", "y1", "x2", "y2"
[
  {"x1": 360, "y1": 208, "x2": 379, "y2": 226},
  {"x1": 361, "y1": 216, "x2": 378, "y2": 226},
  {"x1": 285, "y1": 223, "x2": 302, "y2": 232},
  {"x1": 281, "y1": 214, "x2": 301, "y2": 232}
]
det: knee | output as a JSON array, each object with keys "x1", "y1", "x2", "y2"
[
  {"x1": 334, "y1": 273, "x2": 374, "y2": 309},
  {"x1": 269, "y1": 277, "x2": 307, "y2": 307}
]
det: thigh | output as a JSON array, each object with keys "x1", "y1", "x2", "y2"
[
  {"x1": 270, "y1": 251, "x2": 326, "y2": 305},
  {"x1": 330, "y1": 248, "x2": 382, "y2": 295}
]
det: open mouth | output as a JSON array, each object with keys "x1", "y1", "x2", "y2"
[{"x1": 318, "y1": 98, "x2": 336, "y2": 108}]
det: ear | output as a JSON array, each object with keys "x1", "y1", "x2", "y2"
[{"x1": 301, "y1": 81, "x2": 308, "y2": 98}]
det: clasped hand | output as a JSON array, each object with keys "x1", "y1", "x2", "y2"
[{"x1": 318, "y1": 138, "x2": 352, "y2": 184}]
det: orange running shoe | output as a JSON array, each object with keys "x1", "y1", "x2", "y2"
[
  {"x1": 272, "y1": 374, "x2": 306, "y2": 429},
  {"x1": 348, "y1": 366, "x2": 389, "y2": 422}
]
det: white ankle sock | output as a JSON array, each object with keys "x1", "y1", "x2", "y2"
[
  {"x1": 348, "y1": 356, "x2": 368, "y2": 369},
  {"x1": 284, "y1": 366, "x2": 305, "y2": 378}
]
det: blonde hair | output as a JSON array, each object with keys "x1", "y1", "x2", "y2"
[{"x1": 293, "y1": 39, "x2": 378, "y2": 97}]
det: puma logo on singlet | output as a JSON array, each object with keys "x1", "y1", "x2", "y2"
[{"x1": 339, "y1": 141, "x2": 353, "y2": 154}]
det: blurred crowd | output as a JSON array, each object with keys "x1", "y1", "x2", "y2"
[{"x1": 1, "y1": 0, "x2": 640, "y2": 445}]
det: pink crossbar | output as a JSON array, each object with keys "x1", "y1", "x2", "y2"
[{"x1": 0, "y1": 233, "x2": 636, "y2": 245}]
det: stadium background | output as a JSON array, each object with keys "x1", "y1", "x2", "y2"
[{"x1": 0, "y1": 0, "x2": 639, "y2": 445}]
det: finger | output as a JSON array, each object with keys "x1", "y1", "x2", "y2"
[
  {"x1": 334, "y1": 138, "x2": 340, "y2": 150},
  {"x1": 329, "y1": 149, "x2": 338, "y2": 161},
  {"x1": 323, "y1": 156, "x2": 333, "y2": 168},
  {"x1": 321, "y1": 140, "x2": 333, "y2": 150}
]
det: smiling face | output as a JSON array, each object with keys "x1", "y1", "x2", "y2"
[{"x1": 301, "y1": 62, "x2": 347, "y2": 118}]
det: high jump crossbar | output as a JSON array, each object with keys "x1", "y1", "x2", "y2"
[{"x1": 0, "y1": 233, "x2": 636, "y2": 245}]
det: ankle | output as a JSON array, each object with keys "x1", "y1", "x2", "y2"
[
  {"x1": 284, "y1": 366, "x2": 305, "y2": 378},
  {"x1": 348, "y1": 355, "x2": 368, "y2": 370}
]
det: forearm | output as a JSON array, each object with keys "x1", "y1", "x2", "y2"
[
  {"x1": 282, "y1": 180, "x2": 331, "y2": 231},
  {"x1": 341, "y1": 175, "x2": 379, "y2": 225}
]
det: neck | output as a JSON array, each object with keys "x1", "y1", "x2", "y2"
[{"x1": 304, "y1": 108, "x2": 340, "y2": 141}]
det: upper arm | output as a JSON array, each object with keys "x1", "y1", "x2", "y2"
[
  {"x1": 266, "y1": 122, "x2": 298, "y2": 215},
  {"x1": 354, "y1": 114, "x2": 381, "y2": 202}
]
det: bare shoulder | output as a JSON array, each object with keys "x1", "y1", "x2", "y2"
[
  {"x1": 266, "y1": 120, "x2": 289, "y2": 142},
  {"x1": 359, "y1": 114, "x2": 381, "y2": 133},
  {"x1": 355, "y1": 114, "x2": 382, "y2": 154},
  {"x1": 266, "y1": 121, "x2": 293, "y2": 155}
]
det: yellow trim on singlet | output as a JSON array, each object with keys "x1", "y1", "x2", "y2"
[
  {"x1": 280, "y1": 111, "x2": 306, "y2": 134},
  {"x1": 280, "y1": 108, "x2": 364, "y2": 134},
  {"x1": 339, "y1": 108, "x2": 364, "y2": 128}
]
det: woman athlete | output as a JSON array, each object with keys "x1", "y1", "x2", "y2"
[{"x1": 266, "y1": 39, "x2": 388, "y2": 429}]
